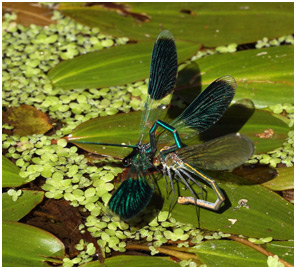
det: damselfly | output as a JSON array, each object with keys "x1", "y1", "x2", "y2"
[{"x1": 75, "y1": 30, "x2": 254, "y2": 220}]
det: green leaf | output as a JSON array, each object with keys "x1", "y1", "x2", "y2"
[
  {"x1": 59, "y1": 3, "x2": 293, "y2": 47},
  {"x1": 66, "y1": 106, "x2": 289, "y2": 158},
  {"x1": 262, "y1": 167, "x2": 294, "y2": 191},
  {"x1": 191, "y1": 240, "x2": 267, "y2": 267},
  {"x1": 3, "y1": 190, "x2": 44, "y2": 221},
  {"x1": 157, "y1": 171, "x2": 293, "y2": 240},
  {"x1": 66, "y1": 111, "x2": 141, "y2": 159},
  {"x1": 2, "y1": 156, "x2": 27, "y2": 187},
  {"x1": 48, "y1": 41, "x2": 200, "y2": 90},
  {"x1": 3, "y1": 221, "x2": 65, "y2": 267},
  {"x1": 177, "y1": 45, "x2": 294, "y2": 108},
  {"x1": 200, "y1": 105, "x2": 291, "y2": 154},
  {"x1": 81, "y1": 255, "x2": 180, "y2": 267},
  {"x1": 264, "y1": 241, "x2": 294, "y2": 265}
]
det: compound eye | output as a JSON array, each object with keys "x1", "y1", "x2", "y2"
[
  {"x1": 153, "y1": 157, "x2": 160, "y2": 166},
  {"x1": 122, "y1": 158, "x2": 130, "y2": 167}
]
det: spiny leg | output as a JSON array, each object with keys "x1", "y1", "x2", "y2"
[
  {"x1": 179, "y1": 167, "x2": 205, "y2": 200},
  {"x1": 162, "y1": 165, "x2": 170, "y2": 197},
  {"x1": 175, "y1": 169, "x2": 201, "y2": 227},
  {"x1": 178, "y1": 163, "x2": 225, "y2": 211},
  {"x1": 174, "y1": 169, "x2": 199, "y2": 203},
  {"x1": 166, "y1": 167, "x2": 176, "y2": 217}
]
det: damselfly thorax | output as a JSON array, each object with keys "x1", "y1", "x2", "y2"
[
  {"x1": 155, "y1": 146, "x2": 183, "y2": 167},
  {"x1": 123, "y1": 143, "x2": 154, "y2": 170}
]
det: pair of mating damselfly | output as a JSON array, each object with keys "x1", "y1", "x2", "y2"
[{"x1": 76, "y1": 30, "x2": 254, "y2": 220}]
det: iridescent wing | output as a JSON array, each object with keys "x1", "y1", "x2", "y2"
[
  {"x1": 176, "y1": 133, "x2": 254, "y2": 170},
  {"x1": 108, "y1": 31, "x2": 177, "y2": 219},
  {"x1": 158, "y1": 76, "x2": 236, "y2": 144},
  {"x1": 139, "y1": 30, "x2": 178, "y2": 144},
  {"x1": 107, "y1": 164, "x2": 153, "y2": 220}
]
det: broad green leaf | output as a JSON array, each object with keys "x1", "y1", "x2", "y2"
[
  {"x1": 48, "y1": 41, "x2": 200, "y2": 90},
  {"x1": 66, "y1": 111, "x2": 141, "y2": 159},
  {"x1": 59, "y1": 3, "x2": 293, "y2": 47},
  {"x1": 3, "y1": 221, "x2": 65, "y2": 267},
  {"x1": 157, "y1": 171, "x2": 293, "y2": 240},
  {"x1": 264, "y1": 241, "x2": 294, "y2": 265},
  {"x1": 3, "y1": 190, "x2": 44, "y2": 221},
  {"x1": 177, "y1": 46, "x2": 293, "y2": 108},
  {"x1": 66, "y1": 106, "x2": 290, "y2": 158},
  {"x1": 191, "y1": 240, "x2": 267, "y2": 267},
  {"x1": 2, "y1": 156, "x2": 27, "y2": 187},
  {"x1": 2, "y1": 104, "x2": 53, "y2": 136},
  {"x1": 199, "y1": 105, "x2": 291, "y2": 154},
  {"x1": 262, "y1": 167, "x2": 294, "y2": 191},
  {"x1": 81, "y1": 255, "x2": 180, "y2": 267}
]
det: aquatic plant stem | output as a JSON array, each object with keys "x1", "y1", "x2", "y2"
[{"x1": 229, "y1": 235, "x2": 293, "y2": 267}]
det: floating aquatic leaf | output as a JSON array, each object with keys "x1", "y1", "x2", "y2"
[
  {"x1": 157, "y1": 171, "x2": 293, "y2": 240},
  {"x1": 3, "y1": 156, "x2": 27, "y2": 188},
  {"x1": 176, "y1": 45, "x2": 293, "y2": 108},
  {"x1": 262, "y1": 167, "x2": 294, "y2": 191},
  {"x1": 66, "y1": 107, "x2": 290, "y2": 158},
  {"x1": 3, "y1": 190, "x2": 44, "y2": 221},
  {"x1": 59, "y1": 2, "x2": 293, "y2": 47},
  {"x1": 191, "y1": 240, "x2": 267, "y2": 267},
  {"x1": 3, "y1": 221, "x2": 65, "y2": 267},
  {"x1": 2, "y1": 104, "x2": 53, "y2": 136},
  {"x1": 80, "y1": 255, "x2": 180, "y2": 267},
  {"x1": 49, "y1": 41, "x2": 200, "y2": 90}
]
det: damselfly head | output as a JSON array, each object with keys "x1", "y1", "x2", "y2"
[
  {"x1": 122, "y1": 147, "x2": 139, "y2": 167},
  {"x1": 122, "y1": 156, "x2": 132, "y2": 167}
]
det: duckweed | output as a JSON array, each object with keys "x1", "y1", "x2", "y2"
[
  {"x1": 7, "y1": 189, "x2": 23, "y2": 201},
  {"x1": 180, "y1": 259, "x2": 197, "y2": 267},
  {"x1": 256, "y1": 35, "x2": 294, "y2": 49},
  {"x1": 3, "y1": 8, "x2": 294, "y2": 267},
  {"x1": 216, "y1": 43, "x2": 237, "y2": 53},
  {"x1": 248, "y1": 236, "x2": 273, "y2": 244},
  {"x1": 267, "y1": 255, "x2": 285, "y2": 267}
]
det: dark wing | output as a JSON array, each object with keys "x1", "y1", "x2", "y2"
[
  {"x1": 159, "y1": 76, "x2": 236, "y2": 143},
  {"x1": 139, "y1": 30, "x2": 178, "y2": 143},
  {"x1": 108, "y1": 167, "x2": 153, "y2": 220},
  {"x1": 177, "y1": 133, "x2": 254, "y2": 170}
]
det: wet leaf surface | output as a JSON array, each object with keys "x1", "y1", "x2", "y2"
[
  {"x1": 49, "y1": 40, "x2": 200, "y2": 90},
  {"x1": 2, "y1": 104, "x2": 53, "y2": 136},
  {"x1": 58, "y1": 3, "x2": 293, "y2": 47},
  {"x1": 264, "y1": 241, "x2": 294, "y2": 265},
  {"x1": 3, "y1": 190, "x2": 44, "y2": 221},
  {"x1": 81, "y1": 255, "x2": 180, "y2": 267},
  {"x1": 192, "y1": 240, "x2": 267, "y2": 267},
  {"x1": 2, "y1": 156, "x2": 27, "y2": 188},
  {"x1": 3, "y1": 220, "x2": 65, "y2": 267},
  {"x1": 66, "y1": 106, "x2": 290, "y2": 158},
  {"x1": 262, "y1": 167, "x2": 294, "y2": 191},
  {"x1": 156, "y1": 171, "x2": 293, "y2": 240},
  {"x1": 176, "y1": 46, "x2": 294, "y2": 108}
]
